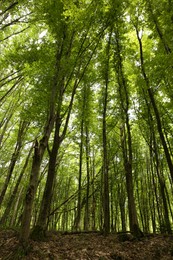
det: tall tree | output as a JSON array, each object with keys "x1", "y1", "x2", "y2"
[{"x1": 101, "y1": 28, "x2": 112, "y2": 234}]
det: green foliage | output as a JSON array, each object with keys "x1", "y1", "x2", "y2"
[{"x1": 1, "y1": 0, "x2": 173, "y2": 235}]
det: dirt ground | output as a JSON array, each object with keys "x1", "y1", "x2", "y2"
[{"x1": 0, "y1": 229, "x2": 173, "y2": 259}]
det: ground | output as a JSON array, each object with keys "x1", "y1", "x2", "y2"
[{"x1": 0, "y1": 229, "x2": 173, "y2": 259}]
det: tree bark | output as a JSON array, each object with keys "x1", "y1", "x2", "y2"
[
  {"x1": 146, "y1": 0, "x2": 171, "y2": 54},
  {"x1": 74, "y1": 112, "x2": 84, "y2": 231},
  {"x1": 0, "y1": 120, "x2": 28, "y2": 207},
  {"x1": 114, "y1": 25, "x2": 142, "y2": 237},
  {"x1": 19, "y1": 33, "x2": 67, "y2": 242},
  {"x1": 136, "y1": 26, "x2": 173, "y2": 183},
  {"x1": 102, "y1": 29, "x2": 112, "y2": 235},
  {"x1": 84, "y1": 125, "x2": 90, "y2": 231},
  {"x1": 20, "y1": 109, "x2": 55, "y2": 242},
  {"x1": 0, "y1": 145, "x2": 33, "y2": 226}
]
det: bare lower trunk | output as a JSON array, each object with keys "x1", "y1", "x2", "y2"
[
  {"x1": 20, "y1": 140, "x2": 41, "y2": 242},
  {"x1": 20, "y1": 113, "x2": 55, "y2": 242},
  {"x1": 0, "y1": 121, "x2": 28, "y2": 207},
  {"x1": 35, "y1": 115, "x2": 61, "y2": 234},
  {"x1": 136, "y1": 26, "x2": 173, "y2": 182},
  {"x1": 114, "y1": 23, "x2": 142, "y2": 236},
  {"x1": 0, "y1": 146, "x2": 32, "y2": 226},
  {"x1": 84, "y1": 125, "x2": 90, "y2": 231}
]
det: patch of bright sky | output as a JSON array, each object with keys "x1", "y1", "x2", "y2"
[
  {"x1": 125, "y1": 13, "x2": 152, "y2": 39},
  {"x1": 128, "y1": 108, "x2": 137, "y2": 120},
  {"x1": 158, "y1": 91, "x2": 170, "y2": 103},
  {"x1": 36, "y1": 29, "x2": 48, "y2": 44},
  {"x1": 129, "y1": 95, "x2": 140, "y2": 120},
  {"x1": 126, "y1": 14, "x2": 130, "y2": 23},
  {"x1": 91, "y1": 83, "x2": 101, "y2": 92},
  {"x1": 39, "y1": 30, "x2": 48, "y2": 39},
  {"x1": 138, "y1": 30, "x2": 143, "y2": 39}
]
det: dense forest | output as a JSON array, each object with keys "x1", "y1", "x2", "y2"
[{"x1": 1, "y1": 0, "x2": 173, "y2": 248}]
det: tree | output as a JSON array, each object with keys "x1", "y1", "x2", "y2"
[{"x1": 1, "y1": 0, "x2": 173, "y2": 245}]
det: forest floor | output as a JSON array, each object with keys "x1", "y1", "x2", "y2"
[{"x1": 0, "y1": 229, "x2": 173, "y2": 259}]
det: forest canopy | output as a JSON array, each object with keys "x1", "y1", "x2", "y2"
[{"x1": 0, "y1": 0, "x2": 173, "y2": 242}]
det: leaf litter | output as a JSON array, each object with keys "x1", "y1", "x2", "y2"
[{"x1": 0, "y1": 229, "x2": 173, "y2": 259}]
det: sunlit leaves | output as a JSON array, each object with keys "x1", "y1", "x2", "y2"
[{"x1": 1, "y1": 0, "x2": 173, "y2": 233}]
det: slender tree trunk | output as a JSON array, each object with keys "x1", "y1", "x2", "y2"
[
  {"x1": 34, "y1": 112, "x2": 62, "y2": 236},
  {"x1": 20, "y1": 113, "x2": 55, "y2": 242},
  {"x1": 32, "y1": 75, "x2": 77, "y2": 238},
  {"x1": 102, "y1": 28, "x2": 112, "y2": 235},
  {"x1": 120, "y1": 125, "x2": 141, "y2": 235},
  {"x1": 84, "y1": 125, "x2": 90, "y2": 231},
  {"x1": 146, "y1": 0, "x2": 171, "y2": 53},
  {"x1": 102, "y1": 97, "x2": 110, "y2": 234},
  {"x1": 20, "y1": 37, "x2": 67, "y2": 242},
  {"x1": 0, "y1": 145, "x2": 33, "y2": 226},
  {"x1": 0, "y1": 107, "x2": 13, "y2": 147},
  {"x1": 91, "y1": 148, "x2": 96, "y2": 231},
  {"x1": 20, "y1": 140, "x2": 42, "y2": 242},
  {"x1": 114, "y1": 25, "x2": 142, "y2": 236},
  {"x1": 148, "y1": 166, "x2": 156, "y2": 233},
  {"x1": 150, "y1": 141, "x2": 163, "y2": 230},
  {"x1": 136, "y1": 27, "x2": 173, "y2": 183},
  {"x1": 152, "y1": 132, "x2": 172, "y2": 233},
  {"x1": 0, "y1": 120, "x2": 28, "y2": 207},
  {"x1": 119, "y1": 192, "x2": 126, "y2": 232},
  {"x1": 10, "y1": 186, "x2": 24, "y2": 227},
  {"x1": 74, "y1": 117, "x2": 84, "y2": 231}
]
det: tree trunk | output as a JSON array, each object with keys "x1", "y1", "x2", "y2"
[
  {"x1": 74, "y1": 116, "x2": 84, "y2": 231},
  {"x1": 102, "y1": 28, "x2": 112, "y2": 235},
  {"x1": 114, "y1": 25, "x2": 142, "y2": 237},
  {"x1": 32, "y1": 73, "x2": 77, "y2": 238},
  {"x1": 20, "y1": 140, "x2": 42, "y2": 242},
  {"x1": 0, "y1": 106, "x2": 13, "y2": 147},
  {"x1": 10, "y1": 186, "x2": 24, "y2": 227},
  {"x1": 0, "y1": 120, "x2": 28, "y2": 207},
  {"x1": 120, "y1": 125, "x2": 141, "y2": 236},
  {"x1": 152, "y1": 131, "x2": 172, "y2": 233},
  {"x1": 91, "y1": 148, "x2": 96, "y2": 231},
  {"x1": 84, "y1": 125, "x2": 90, "y2": 231},
  {"x1": 0, "y1": 145, "x2": 33, "y2": 226},
  {"x1": 19, "y1": 35, "x2": 67, "y2": 242},
  {"x1": 20, "y1": 112, "x2": 55, "y2": 242},
  {"x1": 146, "y1": 0, "x2": 171, "y2": 54},
  {"x1": 136, "y1": 26, "x2": 173, "y2": 182}
]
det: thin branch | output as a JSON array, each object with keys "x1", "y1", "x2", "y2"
[
  {"x1": 0, "y1": 69, "x2": 23, "y2": 84},
  {"x1": 0, "y1": 74, "x2": 23, "y2": 89},
  {"x1": 0, "y1": 2, "x2": 18, "y2": 16},
  {"x1": 0, "y1": 77, "x2": 24, "y2": 103},
  {"x1": 0, "y1": 26, "x2": 30, "y2": 42},
  {"x1": 0, "y1": 12, "x2": 31, "y2": 30}
]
